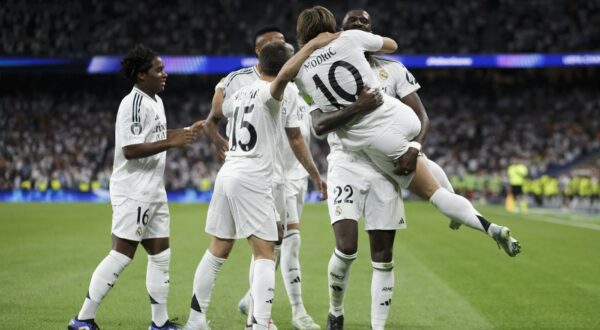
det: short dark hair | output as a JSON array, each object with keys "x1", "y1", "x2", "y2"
[
  {"x1": 120, "y1": 44, "x2": 157, "y2": 84},
  {"x1": 259, "y1": 42, "x2": 290, "y2": 76},
  {"x1": 254, "y1": 26, "x2": 282, "y2": 48}
]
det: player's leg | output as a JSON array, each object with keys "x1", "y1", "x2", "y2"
[
  {"x1": 424, "y1": 156, "x2": 461, "y2": 230},
  {"x1": 248, "y1": 235, "x2": 277, "y2": 330},
  {"x1": 282, "y1": 178, "x2": 320, "y2": 329},
  {"x1": 70, "y1": 199, "x2": 143, "y2": 329},
  {"x1": 327, "y1": 219, "x2": 358, "y2": 329},
  {"x1": 408, "y1": 157, "x2": 521, "y2": 257},
  {"x1": 141, "y1": 201, "x2": 181, "y2": 329},
  {"x1": 184, "y1": 237, "x2": 233, "y2": 330},
  {"x1": 368, "y1": 230, "x2": 395, "y2": 330}
]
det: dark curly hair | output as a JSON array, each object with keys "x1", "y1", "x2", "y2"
[{"x1": 120, "y1": 44, "x2": 157, "y2": 84}]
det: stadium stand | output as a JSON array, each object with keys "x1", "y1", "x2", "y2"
[{"x1": 1, "y1": 0, "x2": 599, "y2": 56}]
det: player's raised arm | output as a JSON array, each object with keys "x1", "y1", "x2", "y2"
[
  {"x1": 270, "y1": 32, "x2": 340, "y2": 101},
  {"x1": 311, "y1": 86, "x2": 383, "y2": 136}
]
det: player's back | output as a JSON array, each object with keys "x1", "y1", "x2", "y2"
[
  {"x1": 222, "y1": 66, "x2": 260, "y2": 100},
  {"x1": 296, "y1": 30, "x2": 410, "y2": 149},
  {"x1": 219, "y1": 79, "x2": 282, "y2": 186}
]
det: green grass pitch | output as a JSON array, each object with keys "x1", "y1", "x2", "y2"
[{"x1": 1, "y1": 202, "x2": 599, "y2": 329}]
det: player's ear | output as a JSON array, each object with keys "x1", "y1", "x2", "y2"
[
  {"x1": 137, "y1": 71, "x2": 146, "y2": 83},
  {"x1": 256, "y1": 63, "x2": 264, "y2": 74}
]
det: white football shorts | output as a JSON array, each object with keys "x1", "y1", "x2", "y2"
[
  {"x1": 285, "y1": 177, "x2": 308, "y2": 225},
  {"x1": 327, "y1": 152, "x2": 407, "y2": 231},
  {"x1": 206, "y1": 175, "x2": 279, "y2": 241},
  {"x1": 111, "y1": 198, "x2": 170, "y2": 241}
]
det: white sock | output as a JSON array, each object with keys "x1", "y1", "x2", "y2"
[
  {"x1": 281, "y1": 229, "x2": 307, "y2": 318},
  {"x1": 426, "y1": 159, "x2": 455, "y2": 193},
  {"x1": 186, "y1": 250, "x2": 225, "y2": 329},
  {"x1": 328, "y1": 248, "x2": 357, "y2": 317},
  {"x1": 430, "y1": 188, "x2": 494, "y2": 235},
  {"x1": 147, "y1": 248, "x2": 171, "y2": 327},
  {"x1": 371, "y1": 261, "x2": 394, "y2": 330},
  {"x1": 78, "y1": 250, "x2": 131, "y2": 320},
  {"x1": 252, "y1": 258, "x2": 276, "y2": 327},
  {"x1": 246, "y1": 258, "x2": 255, "y2": 327}
]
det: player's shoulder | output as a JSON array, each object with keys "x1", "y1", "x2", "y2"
[
  {"x1": 370, "y1": 55, "x2": 406, "y2": 69},
  {"x1": 340, "y1": 29, "x2": 372, "y2": 39},
  {"x1": 224, "y1": 66, "x2": 259, "y2": 86}
]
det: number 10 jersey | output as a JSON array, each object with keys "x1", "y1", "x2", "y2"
[{"x1": 295, "y1": 29, "x2": 416, "y2": 150}]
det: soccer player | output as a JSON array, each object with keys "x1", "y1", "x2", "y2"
[
  {"x1": 182, "y1": 37, "x2": 334, "y2": 330},
  {"x1": 290, "y1": 6, "x2": 521, "y2": 328},
  {"x1": 341, "y1": 8, "x2": 460, "y2": 230},
  {"x1": 204, "y1": 28, "x2": 321, "y2": 330},
  {"x1": 68, "y1": 44, "x2": 201, "y2": 330}
]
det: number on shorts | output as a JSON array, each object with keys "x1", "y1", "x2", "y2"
[
  {"x1": 136, "y1": 207, "x2": 149, "y2": 225},
  {"x1": 312, "y1": 60, "x2": 364, "y2": 110},
  {"x1": 333, "y1": 185, "x2": 354, "y2": 204}
]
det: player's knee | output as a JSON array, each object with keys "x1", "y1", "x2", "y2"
[
  {"x1": 372, "y1": 260, "x2": 394, "y2": 271},
  {"x1": 371, "y1": 249, "x2": 393, "y2": 263},
  {"x1": 336, "y1": 242, "x2": 358, "y2": 256}
]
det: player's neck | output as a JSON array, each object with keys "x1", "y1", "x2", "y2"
[
  {"x1": 134, "y1": 84, "x2": 157, "y2": 100},
  {"x1": 259, "y1": 74, "x2": 275, "y2": 82}
]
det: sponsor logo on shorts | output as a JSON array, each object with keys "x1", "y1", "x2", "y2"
[
  {"x1": 398, "y1": 217, "x2": 405, "y2": 225},
  {"x1": 136, "y1": 226, "x2": 143, "y2": 236},
  {"x1": 335, "y1": 204, "x2": 342, "y2": 216}
]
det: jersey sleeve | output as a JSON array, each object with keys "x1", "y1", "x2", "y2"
[
  {"x1": 342, "y1": 30, "x2": 383, "y2": 52},
  {"x1": 221, "y1": 72, "x2": 238, "y2": 99},
  {"x1": 392, "y1": 63, "x2": 421, "y2": 98},
  {"x1": 261, "y1": 84, "x2": 281, "y2": 112},
  {"x1": 118, "y1": 97, "x2": 153, "y2": 147},
  {"x1": 282, "y1": 91, "x2": 300, "y2": 128}
]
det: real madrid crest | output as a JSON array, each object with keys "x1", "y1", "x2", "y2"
[
  {"x1": 130, "y1": 122, "x2": 143, "y2": 135},
  {"x1": 335, "y1": 204, "x2": 342, "y2": 216},
  {"x1": 378, "y1": 68, "x2": 389, "y2": 80}
]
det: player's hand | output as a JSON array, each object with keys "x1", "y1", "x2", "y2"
[
  {"x1": 354, "y1": 86, "x2": 383, "y2": 114},
  {"x1": 191, "y1": 120, "x2": 206, "y2": 134},
  {"x1": 168, "y1": 127, "x2": 196, "y2": 147},
  {"x1": 215, "y1": 138, "x2": 228, "y2": 161},
  {"x1": 393, "y1": 147, "x2": 419, "y2": 175},
  {"x1": 312, "y1": 175, "x2": 328, "y2": 201},
  {"x1": 308, "y1": 32, "x2": 341, "y2": 49}
]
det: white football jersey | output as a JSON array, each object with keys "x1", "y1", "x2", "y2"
[
  {"x1": 369, "y1": 56, "x2": 420, "y2": 99},
  {"x1": 296, "y1": 29, "x2": 401, "y2": 148},
  {"x1": 282, "y1": 89, "x2": 311, "y2": 181},
  {"x1": 110, "y1": 87, "x2": 167, "y2": 204},
  {"x1": 273, "y1": 84, "x2": 301, "y2": 183},
  {"x1": 221, "y1": 66, "x2": 261, "y2": 100},
  {"x1": 218, "y1": 79, "x2": 285, "y2": 186}
]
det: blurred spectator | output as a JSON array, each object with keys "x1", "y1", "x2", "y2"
[{"x1": 1, "y1": 0, "x2": 599, "y2": 56}]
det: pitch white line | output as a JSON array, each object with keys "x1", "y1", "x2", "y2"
[{"x1": 485, "y1": 208, "x2": 600, "y2": 231}]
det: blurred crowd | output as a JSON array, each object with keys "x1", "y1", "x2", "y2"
[
  {"x1": 2, "y1": 0, "x2": 599, "y2": 56},
  {"x1": 1, "y1": 70, "x2": 599, "y2": 204}
]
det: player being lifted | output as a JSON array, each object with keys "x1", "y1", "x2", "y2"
[
  {"x1": 304, "y1": 9, "x2": 462, "y2": 329},
  {"x1": 182, "y1": 36, "x2": 334, "y2": 330},
  {"x1": 68, "y1": 44, "x2": 201, "y2": 330},
  {"x1": 203, "y1": 27, "x2": 321, "y2": 330},
  {"x1": 291, "y1": 6, "x2": 521, "y2": 328}
]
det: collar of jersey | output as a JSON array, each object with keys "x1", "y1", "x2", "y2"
[{"x1": 133, "y1": 86, "x2": 158, "y2": 103}]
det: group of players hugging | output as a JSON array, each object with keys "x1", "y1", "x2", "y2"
[{"x1": 68, "y1": 5, "x2": 521, "y2": 330}]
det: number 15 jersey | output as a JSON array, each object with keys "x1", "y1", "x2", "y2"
[
  {"x1": 219, "y1": 79, "x2": 286, "y2": 187},
  {"x1": 295, "y1": 29, "x2": 412, "y2": 149}
]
